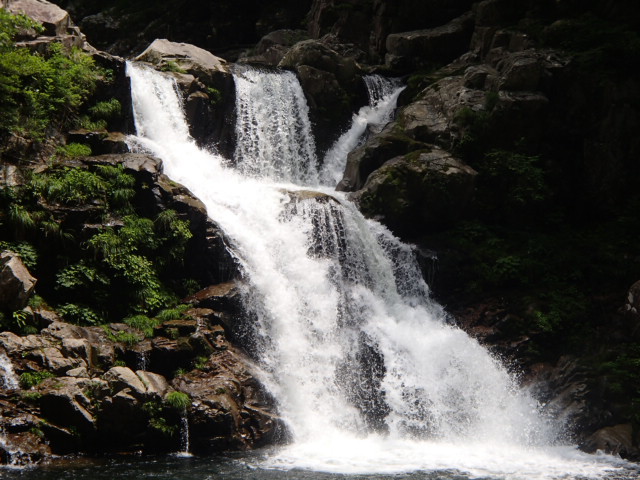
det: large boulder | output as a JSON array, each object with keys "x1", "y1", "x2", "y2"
[
  {"x1": 279, "y1": 38, "x2": 364, "y2": 152},
  {"x1": 337, "y1": 123, "x2": 428, "y2": 192},
  {"x1": 135, "y1": 39, "x2": 229, "y2": 83},
  {"x1": 239, "y1": 29, "x2": 309, "y2": 66},
  {"x1": 6, "y1": 0, "x2": 73, "y2": 36},
  {"x1": 0, "y1": 251, "x2": 37, "y2": 311},
  {"x1": 134, "y1": 40, "x2": 236, "y2": 151},
  {"x1": 581, "y1": 424, "x2": 639, "y2": 459},
  {"x1": 172, "y1": 347, "x2": 285, "y2": 452},
  {"x1": 385, "y1": 12, "x2": 475, "y2": 72},
  {"x1": 354, "y1": 148, "x2": 478, "y2": 235}
]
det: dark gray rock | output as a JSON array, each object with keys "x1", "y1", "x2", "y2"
[
  {"x1": 354, "y1": 148, "x2": 478, "y2": 235},
  {"x1": 385, "y1": 12, "x2": 475, "y2": 72},
  {"x1": 0, "y1": 251, "x2": 37, "y2": 311}
]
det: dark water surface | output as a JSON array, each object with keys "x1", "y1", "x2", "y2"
[{"x1": 1, "y1": 450, "x2": 639, "y2": 480}]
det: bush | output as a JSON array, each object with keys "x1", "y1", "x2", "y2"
[
  {"x1": 55, "y1": 143, "x2": 92, "y2": 158},
  {"x1": 19, "y1": 371, "x2": 55, "y2": 389},
  {"x1": 0, "y1": 20, "x2": 108, "y2": 139},
  {"x1": 164, "y1": 391, "x2": 190, "y2": 411}
]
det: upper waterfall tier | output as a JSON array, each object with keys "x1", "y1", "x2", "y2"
[{"x1": 233, "y1": 66, "x2": 319, "y2": 185}]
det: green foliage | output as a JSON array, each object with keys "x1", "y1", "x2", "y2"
[
  {"x1": 108, "y1": 330, "x2": 142, "y2": 346},
  {"x1": 55, "y1": 143, "x2": 92, "y2": 158},
  {"x1": 124, "y1": 314, "x2": 159, "y2": 337},
  {"x1": 477, "y1": 150, "x2": 550, "y2": 217},
  {"x1": 142, "y1": 401, "x2": 177, "y2": 436},
  {"x1": 206, "y1": 87, "x2": 221, "y2": 105},
  {"x1": 0, "y1": 241, "x2": 37, "y2": 269},
  {"x1": 21, "y1": 391, "x2": 43, "y2": 403},
  {"x1": 194, "y1": 356, "x2": 209, "y2": 370},
  {"x1": 89, "y1": 98, "x2": 121, "y2": 121},
  {"x1": 0, "y1": 15, "x2": 108, "y2": 139},
  {"x1": 160, "y1": 60, "x2": 186, "y2": 74},
  {"x1": 164, "y1": 391, "x2": 190, "y2": 411},
  {"x1": 0, "y1": 10, "x2": 43, "y2": 51},
  {"x1": 58, "y1": 303, "x2": 103, "y2": 326},
  {"x1": 56, "y1": 261, "x2": 110, "y2": 289},
  {"x1": 42, "y1": 168, "x2": 106, "y2": 205},
  {"x1": 19, "y1": 371, "x2": 55, "y2": 389},
  {"x1": 156, "y1": 304, "x2": 190, "y2": 322}
]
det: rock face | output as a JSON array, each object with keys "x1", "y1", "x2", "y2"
[
  {"x1": 239, "y1": 29, "x2": 309, "y2": 66},
  {"x1": 354, "y1": 149, "x2": 477, "y2": 235},
  {"x1": 278, "y1": 37, "x2": 366, "y2": 152},
  {"x1": 385, "y1": 12, "x2": 474, "y2": 71},
  {"x1": 0, "y1": 252, "x2": 36, "y2": 311},
  {"x1": 0, "y1": 308, "x2": 281, "y2": 460},
  {"x1": 6, "y1": 0, "x2": 73, "y2": 37},
  {"x1": 135, "y1": 39, "x2": 230, "y2": 82}
]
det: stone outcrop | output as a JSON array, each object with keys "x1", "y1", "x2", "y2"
[
  {"x1": 134, "y1": 39, "x2": 236, "y2": 153},
  {"x1": 0, "y1": 308, "x2": 280, "y2": 461},
  {"x1": 385, "y1": 12, "x2": 474, "y2": 72},
  {"x1": 6, "y1": 0, "x2": 75, "y2": 37},
  {"x1": 278, "y1": 37, "x2": 366, "y2": 152},
  {"x1": 354, "y1": 149, "x2": 477, "y2": 235},
  {"x1": 239, "y1": 29, "x2": 309, "y2": 66},
  {"x1": 135, "y1": 39, "x2": 229, "y2": 83},
  {"x1": 0, "y1": 252, "x2": 36, "y2": 311}
]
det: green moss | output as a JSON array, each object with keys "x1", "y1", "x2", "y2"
[{"x1": 160, "y1": 60, "x2": 187, "y2": 74}]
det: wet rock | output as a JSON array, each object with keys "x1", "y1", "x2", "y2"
[
  {"x1": 37, "y1": 377, "x2": 96, "y2": 439},
  {"x1": 0, "y1": 251, "x2": 37, "y2": 311},
  {"x1": 185, "y1": 282, "x2": 243, "y2": 313},
  {"x1": 136, "y1": 370, "x2": 171, "y2": 399},
  {"x1": 338, "y1": 123, "x2": 427, "y2": 192},
  {"x1": 103, "y1": 366, "x2": 147, "y2": 398},
  {"x1": 279, "y1": 38, "x2": 363, "y2": 150},
  {"x1": 581, "y1": 424, "x2": 639, "y2": 459},
  {"x1": 172, "y1": 347, "x2": 284, "y2": 452}
]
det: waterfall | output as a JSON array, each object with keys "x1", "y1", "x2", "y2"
[
  {"x1": 126, "y1": 62, "x2": 630, "y2": 479},
  {"x1": 176, "y1": 416, "x2": 191, "y2": 457},
  {"x1": 233, "y1": 66, "x2": 319, "y2": 184},
  {"x1": 320, "y1": 75, "x2": 404, "y2": 186},
  {"x1": 0, "y1": 352, "x2": 18, "y2": 390}
]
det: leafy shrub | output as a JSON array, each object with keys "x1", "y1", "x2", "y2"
[
  {"x1": 58, "y1": 303, "x2": 103, "y2": 326},
  {"x1": 0, "y1": 241, "x2": 37, "y2": 269},
  {"x1": 156, "y1": 304, "x2": 190, "y2": 322},
  {"x1": 55, "y1": 143, "x2": 92, "y2": 158},
  {"x1": 0, "y1": 13, "x2": 108, "y2": 139},
  {"x1": 19, "y1": 371, "x2": 55, "y2": 389},
  {"x1": 164, "y1": 391, "x2": 190, "y2": 411},
  {"x1": 42, "y1": 168, "x2": 106, "y2": 205},
  {"x1": 89, "y1": 98, "x2": 121, "y2": 121},
  {"x1": 124, "y1": 314, "x2": 159, "y2": 337}
]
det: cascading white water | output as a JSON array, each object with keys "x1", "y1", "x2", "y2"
[
  {"x1": 233, "y1": 66, "x2": 319, "y2": 184},
  {"x1": 0, "y1": 352, "x2": 18, "y2": 390},
  {"x1": 320, "y1": 75, "x2": 404, "y2": 186},
  {"x1": 126, "y1": 62, "x2": 633, "y2": 479}
]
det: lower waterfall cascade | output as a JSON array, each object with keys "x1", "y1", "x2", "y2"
[{"x1": 125, "y1": 62, "x2": 636, "y2": 479}]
